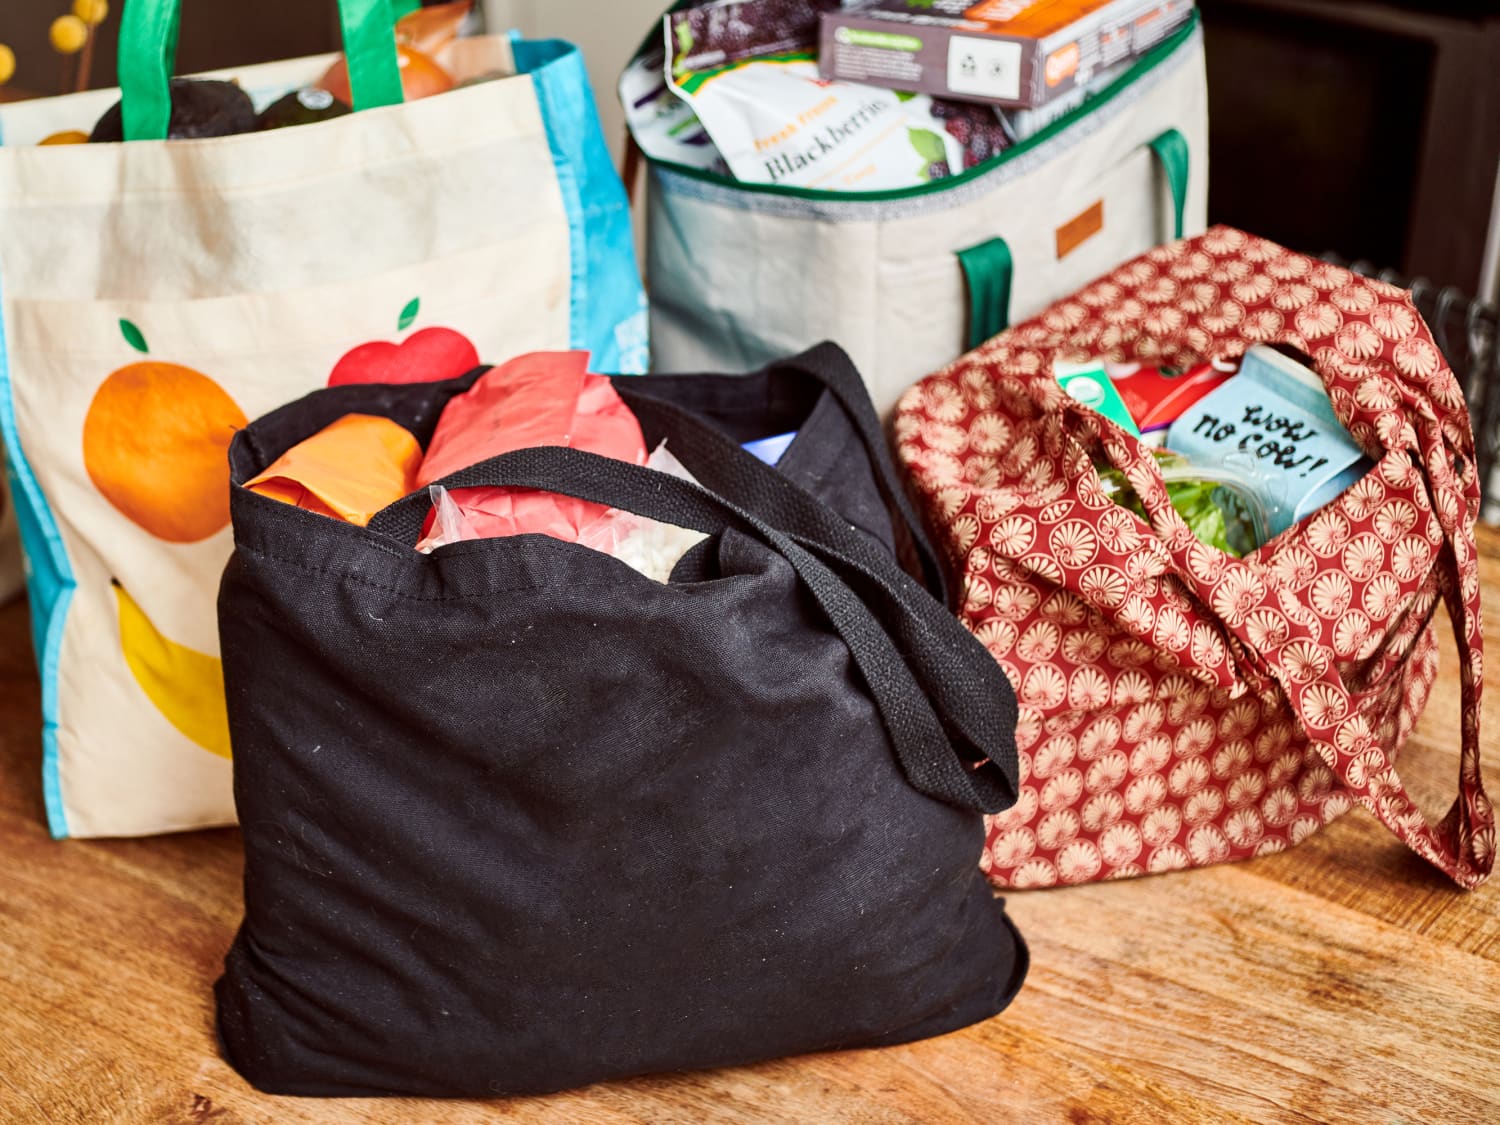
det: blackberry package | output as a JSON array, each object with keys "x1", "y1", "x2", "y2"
[{"x1": 656, "y1": 0, "x2": 1013, "y2": 189}]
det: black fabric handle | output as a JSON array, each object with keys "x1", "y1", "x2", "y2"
[
  {"x1": 617, "y1": 344, "x2": 946, "y2": 601},
  {"x1": 368, "y1": 445, "x2": 1017, "y2": 815},
  {"x1": 612, "y1": 372, "x2": 1012, "y2": 799},
  {"x1": 773, "y1": 343, "x2": 950, "y2": 602}
]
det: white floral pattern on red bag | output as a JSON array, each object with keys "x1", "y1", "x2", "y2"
[{"x1": 898, "y1": 227, "x2": 1493, "y2": 890}]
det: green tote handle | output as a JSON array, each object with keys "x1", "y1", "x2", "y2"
[
  {"x1": 119, "y1": 0, "x2": 416, "y2": 141},
  {"x1": 956, "y1": 128, "x2": 1192, "y2": 350},
  {"x1": 1147, "y1": 127, "x2": 1190, "y2": 241}
]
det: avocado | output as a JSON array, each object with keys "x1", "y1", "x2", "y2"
[
  {"x1": 90, "y1": 78, "x2": 257, "y2": 142},
  {"x1": 255, "y1": 87, "x2": 352, "y2": 131}
]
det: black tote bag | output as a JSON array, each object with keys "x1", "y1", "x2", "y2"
[{"x1": 214, "y1": 344, "x2": 1025, "y2": 1098}]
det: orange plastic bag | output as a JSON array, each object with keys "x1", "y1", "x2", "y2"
[{"x1": 245, "y1": 414, "x2": 421, "y2": 527}]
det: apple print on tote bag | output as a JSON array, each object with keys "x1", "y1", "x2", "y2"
[
  {"x1": 0, "y1": 0, "x2": 646, "y2": 838},
  {"x1": 327, "y1": 298, "x2": 480, "y2": 387}
]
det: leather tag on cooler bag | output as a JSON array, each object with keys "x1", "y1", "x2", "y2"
[{"x1": 1056, "y1": 200, "x2": 1104, "y2": 259}]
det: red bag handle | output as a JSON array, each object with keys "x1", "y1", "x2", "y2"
[{"x1": 1192, "y1": 470, "x2": 1488, "y2": 888}]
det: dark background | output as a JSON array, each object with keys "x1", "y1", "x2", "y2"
[
  {"x1": 2, "y1": 0, "x2": 1498, "y2": 295},
  {"x1": 0, "y1": 0, "x2": 340, "y2": 100},
  {"x1": 1200, "y1": 0, "x2": 1500, "y2": 299}
]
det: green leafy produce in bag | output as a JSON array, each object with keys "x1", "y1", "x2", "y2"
[{"x1": 1096, "y1": 451, "x2": 1268, "y2": 558}]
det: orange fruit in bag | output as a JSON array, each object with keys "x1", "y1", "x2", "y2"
[
  {"x1": 318, "y1": 45, "x2": 455, "y2": 105},
  {"x1": 316, "y1": 0, "x2": 468, "y2": 105}
]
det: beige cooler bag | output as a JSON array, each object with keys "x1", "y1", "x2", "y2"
[
  {"x1": 0, "y1": 0, "x2": 646, "y2": 838},
  {"x1": 645, "y1": 13, "x2": 1207, "y2": 415}
]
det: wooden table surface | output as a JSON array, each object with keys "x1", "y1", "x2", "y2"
[{"x1": 2, "y1": 531, "x2": 1498, "y2": 1124}]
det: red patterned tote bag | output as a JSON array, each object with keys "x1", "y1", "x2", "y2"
[{"x1": 896, "y1": 227, "x2": 1493, "y2": 890}]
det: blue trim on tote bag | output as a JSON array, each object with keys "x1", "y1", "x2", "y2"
[
  {"x1": 0, "y1": 273, "x2": 75, "y2": 840},
  {"x1": 512, "y1": 37, "x2": 648, "y2": 374}
]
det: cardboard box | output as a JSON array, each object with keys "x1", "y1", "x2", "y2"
[{"x1": 819, "y1": 0, "x2": 1194, "y2": 109}]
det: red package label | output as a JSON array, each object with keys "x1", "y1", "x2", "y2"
[{"x1": 1107, "y1": 359, "x2": 1238, "y2": 433}]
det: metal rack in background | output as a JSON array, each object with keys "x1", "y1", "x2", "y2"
[{"x1": 1323, "y1": 255, "x2": 1500, "y2": 521}]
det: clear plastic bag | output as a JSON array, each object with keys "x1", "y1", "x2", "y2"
[
  {"x1": 420, "y1": 443, "x2": 710, "y2": 583},
  {"x1": 415, "y1": 483, "x2": 480, "y2": 554}
]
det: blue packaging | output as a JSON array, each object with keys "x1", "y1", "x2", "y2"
[
  {"x1": 742, "y1": 431, "x2": 797, "y2": 466},
  {"x1": 1166, "y1": 346, "x2": 1373, "y2": 539}
]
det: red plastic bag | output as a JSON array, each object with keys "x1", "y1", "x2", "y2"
[{"x1": 417, "y1": 352, "x2": 647, "y2": 543}]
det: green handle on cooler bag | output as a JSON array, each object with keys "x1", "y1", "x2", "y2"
[
  {"x1": 119, "y1": 0, "x2": 415, "y2": 141},
  {"x1": 958, "y1": 237, "x2": 1014, "y2": 352},
  {"x1": 1148, "y1": 127, "x2": 1190, "y2": 241},
  {"x1": 956, "y1": 128, "x2": 1191, "y2": 349}
]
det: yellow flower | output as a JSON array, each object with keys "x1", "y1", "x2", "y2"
[
  {"x1": 51, "y1": 14, "x2": 89, "y2": 55},
  {"x1": 73, "y1": 0, "x2": 110, "y2": 26}
]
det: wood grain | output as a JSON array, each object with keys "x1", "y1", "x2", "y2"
[{"x1": 1, "y1": 530, "x2": 1497, "y2": 1124}]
